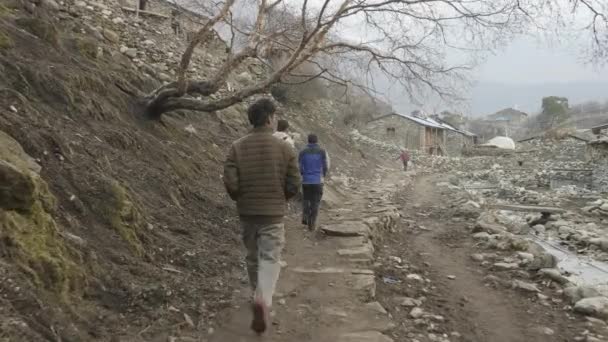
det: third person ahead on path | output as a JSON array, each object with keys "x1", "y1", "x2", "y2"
[
  {"x1": 398, "y1": 149, "x2": 410, "y2": 171},
  {"x1": 299, "y1": 134, "x2": 328, "y2": 231}
]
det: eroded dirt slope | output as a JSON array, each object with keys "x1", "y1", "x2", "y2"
[{"x1": 0, "y1": 3, "x2": 382, "y2": 341}]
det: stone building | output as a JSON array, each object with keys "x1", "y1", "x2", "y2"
[
  {"x1": 488, "y1": 108, "x2": 528, "y2": 124},
  {"x1": 364, "y1": 112, "x2": 475, "y2": 156}
]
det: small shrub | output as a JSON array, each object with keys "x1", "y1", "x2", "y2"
[
  {"x1": 75, "y1": 38, "x2": 98, "y2": 59},
  {"x1": 0, "y1": 31, "x2": 13, "y2": 49},
  {"x1": 15, "y1": 17, "x2": 60, "y2": 47},
  {"x1": 0, "y1": 4, "x2": 10, "y2": 15}
]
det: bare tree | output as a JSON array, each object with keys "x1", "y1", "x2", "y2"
[
  {"x1": 571, "y1": 0, "x2": 608, "y2": 62},
  {"x1": 136, "y1": 0, "x2": 598, "y2": 120}
]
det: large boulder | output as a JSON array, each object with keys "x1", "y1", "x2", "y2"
[
  {"x1": 564, "y1": 285, "x2": 608, "y2": 304},
  {"x1": 574, "y1": 297, "x2": 608, "y2": 319}
]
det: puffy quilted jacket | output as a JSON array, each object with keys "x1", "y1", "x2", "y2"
[{"x1": 224, "y1": 127, "x2": 301, "y2": 223}]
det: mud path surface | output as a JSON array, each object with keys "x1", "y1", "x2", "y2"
[{"x1": 374, "y1": 175, "x2": 599, "y2": 342}]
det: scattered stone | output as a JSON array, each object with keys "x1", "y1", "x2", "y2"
[
  {"x1": 396, "y1": 297, "x2": 420, "y2": 307},
  {"x1": 517, "y1": 252, "x2": 535, "y2": 263},
  {"x1": 365, "y1": 302, "x2": 387, "y2": 315},
  {"x1": 532, "y1": 326, "x2": 554, "y2": 336},
  {"x1": 512, "y1": 280, "x2": 541, "y2": 293},
  {"x1": 538, "y1": 268, "x2": 570, "y2": 285},
  {"x1": 123, "y1": 48, "x2": 137, "y2": 58},
  {"x1": 42, "y1": 0, "x2": 60, "y2": 11},
  {"x1": 532, "y1": 224, "x2": 546, "y2": 234},
  {"x1": 574, "y1": 297, "x2": 608, "y2": 319},
  {"x1": 183, "y1": 313, "x2": 195, "y2": 328},
  {"x1": 60, "y1": 232, "x2": 87, "y2": 247},
  {"x1": 472, "y1": 232, "x2": 491, "y2": 241},
  {"x1": 447, "y1": 275, "x2": 456, "y2": 280},
  {"x1": 406, "y1": 274, "x2": 424, "y2": 282},
  {"x1": 537, "y1": 293, "x2": 549, "y2": 301},
  {"x1": 493, "y1": 262, "x2": 519, "y2": 270},
  {"x1": 527, "y1": 252, "x2": 557, "y2": 271},
  {"x1": 564, "y1": 286, "x2": 603, "y2": 304},
  {"x1": 102, "y1": 28, "x2": 119, "y2": 43},
  {"x1": 410, "y1": 307, "x2": 424, "y2": 318},
  {"x1": 388, "y1": 256, "x2": 402, "y2": 264},
  {"x1": 471, "y1": 253, "x2": 485, "y2": 262}
]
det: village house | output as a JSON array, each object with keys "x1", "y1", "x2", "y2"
[
  {"x1": 469, "y1": 108, "x2": 529, "y2": 142},
  {"x1": 488, "y1": 108, "x2": 529, "y2": 124},
  {"x1": 364, "y1": 111, "x2": 476, "y2": 156}
]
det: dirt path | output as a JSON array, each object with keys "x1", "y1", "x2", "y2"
[
  {"x1": 406, "y1": 177, "x2": 535, "y2": 341},
  {"x1": 373, "y1": 175, "x2": 595, "y2": 342}
]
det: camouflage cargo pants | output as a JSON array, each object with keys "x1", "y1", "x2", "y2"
[{"x1": 241, "y1": 221, "x2": 285, "y2": 307}]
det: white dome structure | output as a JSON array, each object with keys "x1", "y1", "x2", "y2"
[{"x1": 485, "y1": 136, "x2": 515, "y2": 150}]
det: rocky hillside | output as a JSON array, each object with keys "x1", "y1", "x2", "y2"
[{"x1": 0, "y1": 0, "x2": 387, "y2": 340}]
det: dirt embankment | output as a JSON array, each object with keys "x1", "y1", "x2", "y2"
[{"x1": 0, "y1": 3, "x2": 382, "y2": 341}]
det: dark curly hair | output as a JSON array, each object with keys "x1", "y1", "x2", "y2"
[{"x1": 248, "y1": 98, "x2": 276, "y2": 127}]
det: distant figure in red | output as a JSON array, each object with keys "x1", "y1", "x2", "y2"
[{"x1": 398, "y1": 150, "x2": 410, "y2": 171}]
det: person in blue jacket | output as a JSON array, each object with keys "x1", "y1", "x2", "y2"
[{"x1": 299, "y1": 134, "x2": 328, "y2": 231}]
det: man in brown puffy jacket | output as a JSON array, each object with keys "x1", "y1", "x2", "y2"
[{"x1": 223, "y1": 98, "x2": 301, "y2": 335}]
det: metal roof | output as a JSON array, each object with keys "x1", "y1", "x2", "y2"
[
  {"x1": 369, "y1": 113, "x2": 476, "y2": 136},
  {"x1": 393, "y1": 113, "x2": 444, "y2": 129}
]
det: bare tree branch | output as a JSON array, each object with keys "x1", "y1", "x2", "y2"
[{"x1": 143, "y1": 0, "x2": 607, "y2": 119}]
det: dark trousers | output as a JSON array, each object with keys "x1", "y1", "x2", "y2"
[
  {"x1": 302, "y1": 184, "x2": 323, "y2": 228},
  {"x1": 403, "y1": 161, "x2": 409, "y2": 171}
]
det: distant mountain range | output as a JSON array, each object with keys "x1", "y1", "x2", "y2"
[{"x1": 470, "y1": 81, "x2": 608, "y2": 116}]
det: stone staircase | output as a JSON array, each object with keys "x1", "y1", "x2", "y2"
[{"x1": 209, "y1": 175, "x2": 405, "y2": 342}]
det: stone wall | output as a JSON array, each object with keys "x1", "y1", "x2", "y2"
[
  {"x1": 589, "y1": 143, "x2": 608, "y2": 193},
  {"x1": 518, "y1": 137, "x2": 588, "y2": 162},
  {"x1": 549, "y1": 169, "x2": 594, "y2": 190},
  {"x1": 364, "y1": 115, "x2": 424, "y2": 151},
  {"x1": 445, "y1": 130, "x2": 474, "y2": 156}
]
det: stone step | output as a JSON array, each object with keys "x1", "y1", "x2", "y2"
[
  {"x1": 488, "y1": 204, "x2": 566, "y2": 214},
  {"x1": 350, "y1": 274, "x2": 376, "y2": 298},
  {"x1": 338, "y1": 331, "x2": 394, "y2": 342},
  {"x1": 291, "y1": 267, "x2": 373, "y2": 275},
  {"x1": 337, "y1": 242, "x2": 374, "y2": 259},
  {"x1": 322, "y1": 221, "x2": 371, "y2": 237}
]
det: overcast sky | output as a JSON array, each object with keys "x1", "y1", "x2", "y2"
[{"x1": 474, "y1": 37, "x2": 608, "y2": 84}]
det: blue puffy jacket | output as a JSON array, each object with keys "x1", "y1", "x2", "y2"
[{"x1": 299, "y1": 144, "x2": 328, "y2": 184}]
